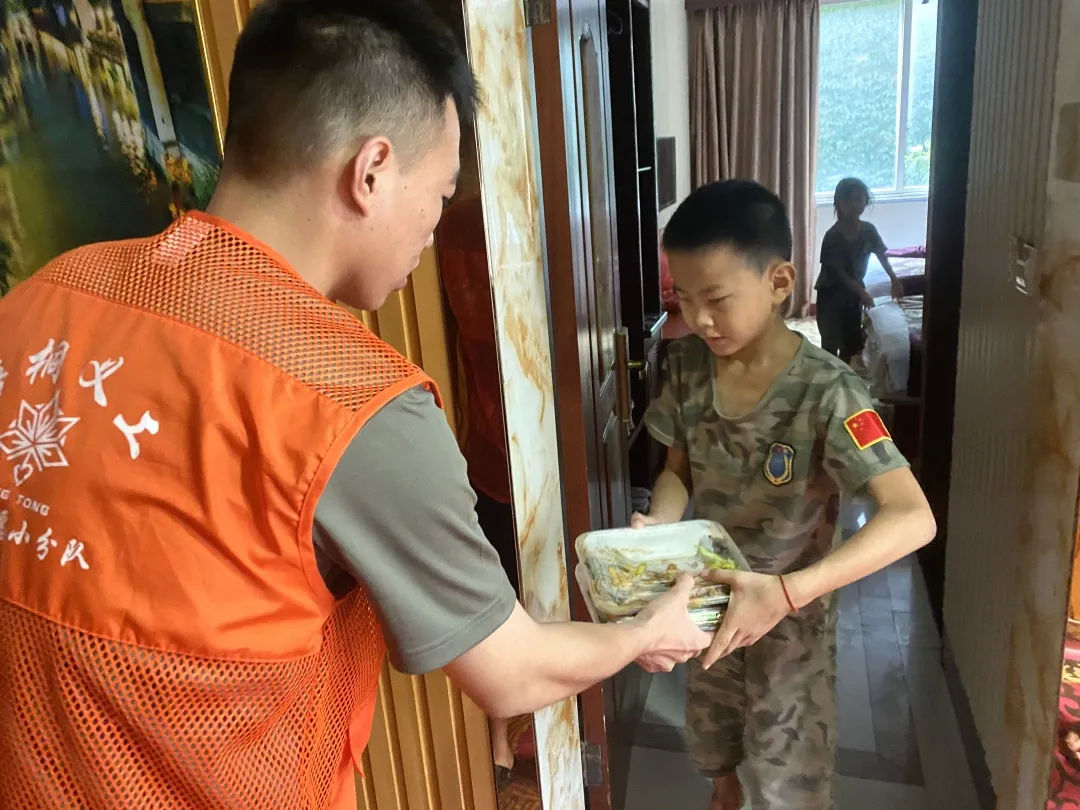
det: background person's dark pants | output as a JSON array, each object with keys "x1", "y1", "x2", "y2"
[
  {"x1": 816, "y1": 287, "x2": 865, "y2": 361},
  {"x1": 475, "y1": 489, "x2": 520, "y2": 597}
]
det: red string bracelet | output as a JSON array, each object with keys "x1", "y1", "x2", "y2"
[{"x1": 778, "y1": 574, "x2": 798, "y2": 615}]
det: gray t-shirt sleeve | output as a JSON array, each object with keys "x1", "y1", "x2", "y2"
[{"x1": 312, "y1": 385, "x2": 517, "y2": 675}]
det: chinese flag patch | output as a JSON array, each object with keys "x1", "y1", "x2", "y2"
[{"x1": 844, "y1": 409, "x2": 892, "y2": 450}]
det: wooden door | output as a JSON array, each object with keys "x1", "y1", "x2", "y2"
[
  {"x1": 576, "y1": 5, "x2": 632, "y2": 531},
  {"x1": 531, "y1": 1, "x2": 635, "y2": 808}
]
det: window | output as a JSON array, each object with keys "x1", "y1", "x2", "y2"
[{"x1": 816, "y1": 0, "x2": 939, "y2": 198}]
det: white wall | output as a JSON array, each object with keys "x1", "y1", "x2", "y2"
[
  {"x1": 650, "y1": 0, "x2": 692, "y2": 227},
  {"x1": 813, "y1": 197, "x2": 929, "y2": 266}
]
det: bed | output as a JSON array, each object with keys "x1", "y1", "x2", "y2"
[{"x1": 861, "y1": 253, "x2": 925, "y2": 397}]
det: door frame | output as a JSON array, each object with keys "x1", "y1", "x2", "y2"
[
  {"x1": 917, "y1": 0, "x2": 979, "y2": 631},
  {"x1": 531, "y1": 3, "x2": 621, "y2": 808}
]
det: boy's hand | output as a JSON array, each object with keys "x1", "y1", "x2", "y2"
[
  {"x1": 859, "y1": 288, "x2": 875, "y2": 309},
  {"x1": 634, "y1": 574, "x2": 713, "y2": 672},
  {"x1": 699, "y1": 570, "x2": 791, "y2": 669},
  {"x1": 630, "y1": 512, "x2": 661, "y2": 530}
]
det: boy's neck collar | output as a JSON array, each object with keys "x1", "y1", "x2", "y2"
[{"x1": 716, "y1": 318, "x2": 800, "y2": 371}]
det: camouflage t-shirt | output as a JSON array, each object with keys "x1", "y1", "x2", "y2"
[{"x1": 645, "y1": 334, "x2": 908, "y2": 578}]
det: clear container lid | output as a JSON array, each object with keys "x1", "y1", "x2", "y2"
[{"x1": 574, "y1": 520, "x2": 750, "y2": 630}]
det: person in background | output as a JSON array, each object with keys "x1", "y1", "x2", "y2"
[
  {"x1": 815, "y1": 177, "x2": 904, "y2": 364},
  {"x1": 437, "y1": 191, "x2": 520, "y2": 791},
  {"x1": 0, "y1": 2, "x2": 711, "y2": 806},
  {"x1": 634, "y1": 181, "x2": 936, "y2": 810}
]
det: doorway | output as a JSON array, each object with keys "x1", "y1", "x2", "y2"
[
  {"x1": 530, "y1": 0, "x2": 980, "y2": 807},
  {"x1": 530, "y1": 0, "x2": 670, "y2": 807}
]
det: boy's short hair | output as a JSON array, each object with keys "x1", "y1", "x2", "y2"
[
  {"x1": 225, "y1": 0, "x2": 477, "y2": 182},
  {"x1": 662, "y1": 180, "x2": 792, "y2": 271}
]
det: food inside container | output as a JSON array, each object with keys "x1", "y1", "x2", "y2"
[{"x1": 574, "y1": 520, "x2": 749, "y2": 632}]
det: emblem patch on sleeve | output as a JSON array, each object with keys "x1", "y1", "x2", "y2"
[
  {"x1": 764, "y1": 442, "x2": 796, "y2": 486},
  {"x1": 844, "y1": 409, "x2": 892, "y2": 450}
]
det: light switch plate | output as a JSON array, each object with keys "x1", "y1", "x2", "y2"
[{"x1": 1012, "y1": 237, "x2": 1038, "y2": 296}]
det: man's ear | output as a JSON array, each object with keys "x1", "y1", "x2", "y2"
[{"x1": 345, "y1": 136, "x2": 395, "y2": 215}]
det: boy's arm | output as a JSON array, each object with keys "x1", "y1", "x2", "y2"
[
  {"x1": 701, "y1": 468, "x2": 934, "y2": 667},
  {"x1": 634, "y1": 340, "x2": 698, "y2": 528},
  {"x1": 785, "y1": 467, "x2": 933, "y2": 605},
  {"x1": 631, "y1": 446, "x2": 691, "y2": 528}
]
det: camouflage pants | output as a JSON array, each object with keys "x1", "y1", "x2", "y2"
[{"x1": 686, "y1": 607, "x2": 838, "y2": 810}]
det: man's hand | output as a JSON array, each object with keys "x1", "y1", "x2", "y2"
[
  {"x1": 630, "y1": 512, "x2": 661, "y2": 530},
  {"x1": 890, "y1": 278, "x2": 905, "y2": 300},
  {"x1": 633, "y1": 574, "x2": 713, "y2": 673},
  {"x1": 859, "y1": 287, "x2": 875, "y2": 309},
  {"x1": 699, "y1": 569, "x2": 791, "y2": 669}
]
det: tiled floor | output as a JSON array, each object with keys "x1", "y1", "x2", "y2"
[{"x1": 617, "y1": 504, "x2": 980, "y2": 810}]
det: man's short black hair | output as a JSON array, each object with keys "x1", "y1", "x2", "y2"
[
  {"x1": 662, "y1": 180, "x2": 793, "y2": 271},
  {"x1": 225, "y1": 0, "x2": 477, "y2": 180}
]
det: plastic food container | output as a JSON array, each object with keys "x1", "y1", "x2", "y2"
[{"x1": 574, "y1": 520, "x2": 750, "y2": 632}]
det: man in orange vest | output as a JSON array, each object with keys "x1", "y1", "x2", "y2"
[{"x1": 0, "y1": 1, "x2": 710, "y2": 807}]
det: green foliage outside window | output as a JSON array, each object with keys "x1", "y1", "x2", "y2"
[{"x1": 817, "y1": 0, "x2": 938, "y2": 194}]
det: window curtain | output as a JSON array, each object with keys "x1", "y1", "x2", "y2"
[{"x1": 689, "y1": 0, "x2": 820, "y2": 316}]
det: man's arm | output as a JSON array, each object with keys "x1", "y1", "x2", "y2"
[
  {"x1": 446, "y1": 575, "x2": 709, "y2": 718},
  {"x1": 314, "y1": 386, "x2": 710, "y2": 717}
]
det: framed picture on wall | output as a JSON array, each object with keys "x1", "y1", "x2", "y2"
[{"x1": 0, "y1": 0, "x2": 224, "y2": 297}]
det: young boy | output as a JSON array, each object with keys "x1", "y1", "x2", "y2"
[{"x1": 635, "y1": 181, "x2": 936, "y2": 810}]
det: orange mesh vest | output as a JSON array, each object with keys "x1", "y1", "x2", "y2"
[{"x1": 0, "y1": 212, "x2": 438, "y2": 809}]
